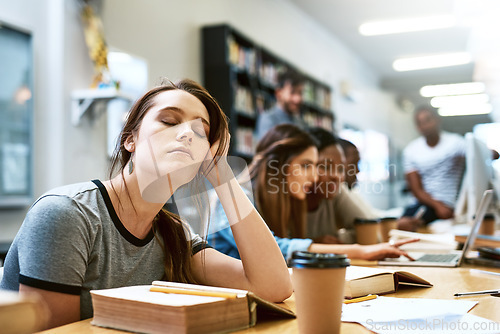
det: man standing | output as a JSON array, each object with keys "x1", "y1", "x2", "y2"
[
  {"x1": 255, "y1": 70, "x2": 307, "y2": 140},
  {"x1": 402, "y1": 106, "x2": 466, "y2": 224}
]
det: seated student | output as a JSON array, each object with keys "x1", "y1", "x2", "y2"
[
  {"x1": 0, "y1": 79, "x2": 292, "y2": 330},
  {"x1": 208, "y1": 124, "x2": 417, "y2": 261},
  {"x1": 338, "y1": 138, "x2": 360, "y2": 190},
  {"x1": 337, "y1": 136, "x2": 423, "y2": 232},
  {"x1": 306, "y1": 128, "x2": 374, "y2": 243}
]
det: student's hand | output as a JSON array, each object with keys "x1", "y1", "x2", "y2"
[
  {"x1": 202, "y1": 135, "x2": 233, "y2": 188},
  {"x1": 397, "y1": 217, "x2": 424, "y2": 232},
  {"x1": 312, "y1": 235, "x2": 343, "y2": 244},
  {"x1": 357, "y1": 238, "x2": 420, "y2": 261},
  {"x1": 433, "y1": 202, "x2": 454, "y2": 219}
]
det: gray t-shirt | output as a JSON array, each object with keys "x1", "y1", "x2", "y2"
[
  {"x1": 306, "y1": 184, "x2": 375, "y2": 239},
  {"x1": 0, "y1": 180, "x2": 208, "y2": 319}
]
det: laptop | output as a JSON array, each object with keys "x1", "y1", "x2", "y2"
[{"x1": 378, "y1": 189, "x2": 494, "y2": 268}]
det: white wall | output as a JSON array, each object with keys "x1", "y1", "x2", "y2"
[
  {"x1": 0, "y1": 0, "x2": 106, "y2": 241},
  {"x1": 0, "y1": 0, "x2": 418, "y2": 241}
]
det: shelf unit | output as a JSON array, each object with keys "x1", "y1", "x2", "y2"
[
  {"x1": 71, "y1": 88, "x2": 134, "y2": 126},
  {"x1": 202, "y1": 24, "x2": 334, "y2": 158}
]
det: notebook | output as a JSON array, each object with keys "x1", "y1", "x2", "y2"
[{"x1": 378, "y1": 189, "x2": 493, "y2": 267}]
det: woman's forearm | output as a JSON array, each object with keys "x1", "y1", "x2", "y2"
[
  {"x1": 214, "y1": 179, "x2": 292, "y2": 301},
  {"x1": 308, "y1": 243, "x2": 362, "y2": 259}
]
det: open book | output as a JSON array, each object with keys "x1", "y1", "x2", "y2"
[
  {"x1": 91, "y1": 281, "x2": 295, "y2": 334},
  {"x1": 344, "y1": 266, "x2": 432, "y2": 298}
]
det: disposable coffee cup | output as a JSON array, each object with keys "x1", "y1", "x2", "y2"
[
  {"x1": 354, "y1": 218, "x2": 381, "y2": 245},
  {"x1": 479, "y1": 213, "x2": 496, "y2": 236},
  {"x1": 380, "y1": 217, "x2": 398, "y2": 242},
  {"x1": 289, "y1": 251, "x2": 350, "y2": 334},
  {"x1": 337, "y1": 228, "x2": 355, "y2": 244}
]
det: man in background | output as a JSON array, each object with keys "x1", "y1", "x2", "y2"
[
  {"x1": 255, "y1": 70, "x2": 307, "y2": 140},
  {"x1": 402, "y1": 106, "x2": 466, "y2": 224}
]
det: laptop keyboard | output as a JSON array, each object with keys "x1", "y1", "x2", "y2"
[{"x1": 416, "y1": 254, "x2": 459, "y2": 263}]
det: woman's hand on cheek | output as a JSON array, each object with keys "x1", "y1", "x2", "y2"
[{"x1": 201, "y1": 136, "x2": 233, "y2": 188}]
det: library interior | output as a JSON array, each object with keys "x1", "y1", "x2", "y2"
[{"x1": 2, "y1": 1, "x2": 500, "y2": 333}]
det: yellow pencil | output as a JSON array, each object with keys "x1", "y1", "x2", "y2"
[
  {"x1": 149, "y1": 286, "x2": 238, "y2": 299},
  {"x1": 343, "y1": 294, "x2": 378, "y2": 304}
]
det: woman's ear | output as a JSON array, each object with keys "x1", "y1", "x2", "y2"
[{"x1": 124, "y1": 135, "x2": 135, "y2": 153}]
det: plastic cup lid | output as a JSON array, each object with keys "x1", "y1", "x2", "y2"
[
  {"x1": 288, "y1": 251, "x2": 350, "y2": 268},
  {"x1": 354, "y1": 218, "x2": 380, "y2": 225}
]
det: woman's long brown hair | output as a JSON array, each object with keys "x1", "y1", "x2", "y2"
[
  {"x1": 249, "y1": 124, "x2": 317, "y2": 238},
  {"x1": 108, "y1": 78, "x2": 228, "y2": 283}
]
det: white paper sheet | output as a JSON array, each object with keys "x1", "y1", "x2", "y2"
[{"x1": 342, "y1": 296, "x2": 500, "y2": 333}]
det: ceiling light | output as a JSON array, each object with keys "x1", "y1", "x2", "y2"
[
  {"x1": 420, "y1": 82, "x2": 486, "y2": 97},
  {"x1": 393, "y1": 52, "x2": 472, "y2": 71},
  {"x1": 359, "y1": 15, "x2": 456, "y2": 36},
  {"x1": 430, "y1": 94, "x2": 489, "y2": 108},
  {"x1": 438, "y1": 103, "x2": 492, "y2": 116}
]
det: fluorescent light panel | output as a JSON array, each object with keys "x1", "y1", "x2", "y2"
[
  {"x1": 438, "y1": 103, "x2": 492, "y2": 116},
  {"x1": 430, "y1": 94, "x2": 489, "y2": 108},
  {"x1": 420, "y1": 82, "x2": 486, "y2": 97},
  {"x1": 359, "y1": 15, "x2": 456, "y2": 36},
  {"x1": 393, "y1": 52, "x2": 472, "y2": 71}
]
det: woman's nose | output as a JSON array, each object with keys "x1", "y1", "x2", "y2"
[{"x1": 176, "y1": 123, "x2": 194, "y2": 143}]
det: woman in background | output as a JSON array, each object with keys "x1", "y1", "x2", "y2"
[
  {"x1": 209, "y1": 124, "x2": 417, "y2": 260},
  {"x1": 0, "y1": 79, "x2": 291, "y2": 329}
]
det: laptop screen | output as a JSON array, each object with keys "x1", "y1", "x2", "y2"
[{"x1": 458, "y1": 189, "x2": 494, "y2": 265}]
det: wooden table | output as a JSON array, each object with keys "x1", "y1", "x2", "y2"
[{"x1": 39, "y1": 264, "x2": 500, "y2": 333}]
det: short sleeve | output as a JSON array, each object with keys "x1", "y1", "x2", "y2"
[
  {"x1": 335, "y1": 184, "x2": 377, "y2": 228},
  {"x1": 180, "y1": 219, "x2": 212, "y2": 256},
  {"x1": 16, "y1": 195, "x2": 92, "y2": 294},
  {"x1": 190, "y1": 233, "x2": 212, "y2": 255},
  {"x1": 402, "y1": 144, "x2": 418, "y2": 174}
]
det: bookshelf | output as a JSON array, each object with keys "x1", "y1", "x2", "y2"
[{"x1": 202, "y1": 24, "x2": 334, "y2": 158}]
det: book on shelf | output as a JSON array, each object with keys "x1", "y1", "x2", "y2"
[
  {"x1": 455, "y1": 234, "x2": 500, "y2": 249},
  {"x1": 0, "y1": 290, "x2": 48, "y2": 334},
  {"x1": 344, "y1": 265, "x2": 432, "y2": 299},
  {"x1": 90, "y1": 281, "x2": 295, "y2": 334}
]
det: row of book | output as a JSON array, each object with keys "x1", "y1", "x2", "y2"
[
  {"x1": 235, "y1": 127, "x2": 256, "y2": 156},
  {"x1": 258, "y1": 62, "x2": 287, "y2": 87},
  {"x1": 303, "y1": 111, "x2": 334, "y2": 131},
  {"x1": 227, "y1": 36, "x2": 258, "y2": 74},
  {"x1": 227, "y1": 37, "x2": 331, "y2": 112},
  {"x1": 303, "y1": 80, "x2": 331, "y2": 110},
  {"x1": 233, "y1": 84, "x2": 255, "y2": 117}
]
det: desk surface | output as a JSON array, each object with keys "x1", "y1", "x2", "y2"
[{"x1": 38, "y1": 264, "x2": 500, "y2": 334}]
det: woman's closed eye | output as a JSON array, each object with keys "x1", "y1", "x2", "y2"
[
  {"x1": 161, "y1": 118, "x2": 178, "y2": 126},
  {"x1": 161, "y1": 119, "x2": 207, "y2": 138}
]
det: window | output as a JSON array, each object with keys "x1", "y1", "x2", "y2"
[{"x1": 0, "y1": 23, "x2": 33, "y2": 207}]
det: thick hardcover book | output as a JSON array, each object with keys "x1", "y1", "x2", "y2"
[
  {"x1": 91, "y1": 281, "x2": 295, "y2": 334},
  {"x1": 344, "y1": 266, "x2": 432, "y2": 298}
]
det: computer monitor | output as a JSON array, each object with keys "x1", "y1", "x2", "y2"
[{"x1": 455, "y1": 132, "x2": 495, "y2": 223}]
